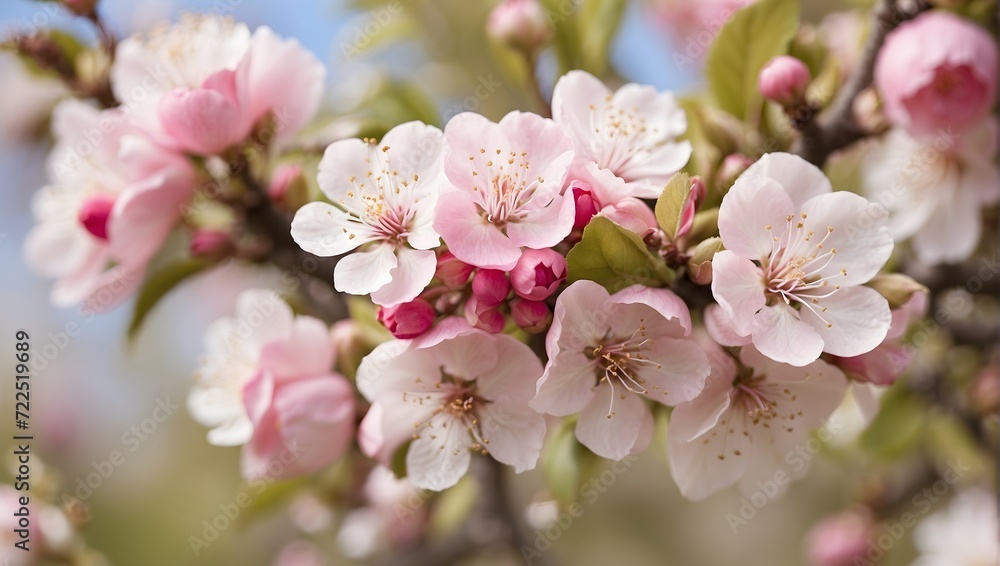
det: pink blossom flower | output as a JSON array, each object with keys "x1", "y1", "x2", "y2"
[
  {"x1": 509, "y1": 249, "x2": 566, "y2": 301},
  {"x1": 336, "y1": 466, "x2": 426, "y2": 558},
  {"x1": 806, "y1": 509, "x2": 875, "y2": 566},
  {"x1": 712, "y1": 152, "x2": 893, "y2": 366},
  {"x1": 291, "y1": 121, "x2": 445, "y2": 306},
  {"x1": 758, "y1": 56, "x2": 811, "y2": 107},
  {"x1": 471, "y1": 269, "x2": 510, "y2": 308},
  {"x1": 531, "y1": 281, "x2": 710, "y2": 460},
  {"x1": 564, "y1": 160, "x2": 659, "y2": 235},
  {"x1": 667, "y1": 346, "x2": 847, "y2": 500},
  {"x1": 553, "y1": 71, "x2": 691, "y2": 198},
  {"x1": 861, "y1": 120, "x2": 1000, "y2": 265},
  {"x1": 875, "y1": 11, "x2": 997, "y2": 140},
  {"x1": 356, "y1": 320, "x2": 546, "y2": 490},
  {"x1": 435, "y1": 251, "x2": 474, "y2": 289},
  {"x1": 434, "y1": 111, "x2": 575, "y2": 270},
  {"x1": 23, "y1": 100, "x2": 194, "y2": 310},
  {"x1": 112, "y1": 14, "x2": 325, "y2": 155},
  {"x1": 510, "y1": 298, "x2": 551, "y2": 333},
  {"x1": 463, "y1": 295, "x2": 506, "y2": 334},
  {"x1": 189, "y1": 290, "x2": 354, "y2": 478}
]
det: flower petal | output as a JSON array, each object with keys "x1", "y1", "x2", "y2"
[
  {"x1": 406, "y1": 415, "x2": 472, "y2": 491},
  {"x1": 370, "y1": 247, "x2": 437, "y2": 307},
  {"x1": 799, "y1": 191, "x2": 893, "y2": 286},
  {"x1": 799, "y1": 285, "x2": 891, "y2": 358},
  {"x1": 575, "y1": 386, "x2": 648, "y2": 460},
  {"x1": 719, "y1": 175, "x2": 796, "y2": 259},
  {"x1": 750, "y1": 304, "x2": 824, "y2": 367},
  {"x1": 291, "y1": 201, "x2": 376, "y2": 257},
  {"x1": 481, "y1": 402, "x2": 547, "y2": 473},
  {"x1": 433, "y1": 191, "x2": 522, "y2": 270},
  {"x1": 741, "y1": 152, "x2": 831, "y2": 207},
  {"x1": 710, "y1": 250, "x2": 766, "y2": 337},
  {"x1": 334, "y1": 243, "x2": 398, "y2": 295}
]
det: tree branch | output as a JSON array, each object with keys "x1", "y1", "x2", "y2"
[{"x1": 792, "y1": 0, "x2": 930, "y2": 166}]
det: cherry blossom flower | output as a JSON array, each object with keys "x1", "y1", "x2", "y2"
[
  {"x1": 912, "y1": 487, "x2": 998, "y2": 566},
  {"x1": 189, "y1": 289, "x2": 354, "y2": 478},
  {"x1": 112, "y1": 13, "x2": 325, "y2": 155},
  {"x1": 531, "y1": 280, "x2": 710, "y2": 460},
  {"x1": 875, "y1": 11, "x2": 997, "y2": 141},
  {"x1": 356, "y1": 319, "x2": 546, "y2": 491},
  {"x1": 336, "y1": 466, "x2": 426, "y2": 559},
  {"x1": 861, "y1": 120, "x2": 1000, "y2": 265},
  {"x1": 23, "y1": 99, "x2": 194, "y2": 309},
  {"x1": 667, "y1": 346, "x2": 847, "y2": 500},
  {"x1": 434, "y1": 111, "x2": 575, "y2": 270},
  {"x1": 552, "y1": 70, "x2": 691, "y2": 198},
  {"x1": 291, "y1": 121, "x2": 445, "y2": 306},
  {"x1": 712, "y1": 152, "x2": 893, "y2": 366},
  {"x1": 563, "y1": 160, "x2": 659, "y2": 235}
]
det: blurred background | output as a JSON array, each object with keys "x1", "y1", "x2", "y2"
[{"x1": 0, "y1": 0, "x2": 976, "y2": 564}]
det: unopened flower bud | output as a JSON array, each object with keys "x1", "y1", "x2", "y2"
[
  {"x1": 759, "y1": 55, "x2": 811, "y2": 107},
  {"x1": 77, "y1": 194, "x2": 115, "y2": 241},
  {"x1": 472, "y1": 269, "x2": 510, "y2": 308},
  {"x1": 806, "y1": 509, "x2": 875, "y2": 566},
  {"x1": 463, "y1": 296, "x2": 505, "y2": 334},
  {"x1": 867, "y1": 273, "x2": 928, "y2": 310},
  {"x1": 600, "y1": 197, "x2": 658, "y2": 239},
  {"x1": 571, "y1": 183, "x2": 599, "y2": 231},
  {"x1": 510, "y1": 298, "x2": 551, "y2": 333},
  {"x1": 487, "y1": 0, "x2": 553, "y2": 54},
  {"x1": 377, "y1": 299, "x2": 436, "y2": 339},
  {"x1": 269, "y1": 164, "x2": 309, "y2": 210},
  {"x1": 717, "y1": 153, "x2": 754, "y2": 190},
  {"x1": 686, "y1": 237, "x2": 724, "y2": 285},
  {"x1": 509, "y1": 249, "x2": 566, "y2": 301},
  {"x1": 436, "y1": 251, "x2": 475, "y2": 289},
  {"x1": 190, "y1": 228, "x2": 233, "y2": 259}
]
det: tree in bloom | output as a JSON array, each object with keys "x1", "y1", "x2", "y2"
[
  {"x1": 711, "y1": 152, "x2": 894, "y2": 366},
  {"x1": 291, "y1": 121, "x2": 446, "y2": 306},
  {"x1": 531, "y1": 280, "x2": 710, "y2": 460},
  {"x1": 433, "y1": 111, "x2": 576, "y2": 270},
  {"x1": 667, "y1": 345, "x2": 847, "y2": 500},
  {"x1": 189, "y1": 289, "x2": 354, "y2": 478},
  {"x1": 356, "y1": 320, "x2": 546, "y2": 490}
]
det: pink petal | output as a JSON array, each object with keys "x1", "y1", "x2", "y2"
[
  {"x1": 798, "y1": 191, "x2": 893, "y2": 286},
  {"x1": 750, "y1": 304, "x2": 825, "y2": 367},
  {"x1": 710, "y1": 250, "x2": 766, "y2": 337},
  {"x1": 370, "y1": 247, "x2": 437, "y2": 307},
  {"x1": 531, "y1": 352, "x2": 599, "y2": 416},
  {"x1": 406, "y1": 415, "x2": 472, "y2": 491},
  {"x1": 480, "y1": 401, "x2": 547, "y2": 473},
  {"x1": 575, "y1": 386, "x2": 649, "y2": 460},
  {"x1": 719, "y1": 175, "x2": 796, "y2": 260},
  {"x1": 505, "y1": 191, "x2": 575, "y2": 249},
  {"x1": 158, "y1": 86, "x2": 242, "y2": 155},
  {"x1": 704, "y1": 304, "x2": 752, "y2": 347},
  {"x1": 433, "y1": 191, "x2": 522, "y2": 270},
  {"x1": 259, "y1": 316, "x2": 335, "y2": 380},
  {"x1": 799, "y1": 285, "x2": 891, "y2": 358}
]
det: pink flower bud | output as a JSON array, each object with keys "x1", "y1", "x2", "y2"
[
  {"x1": 487, "y1": 0, "x2": 553, "y2": 54},
  {"x1": 571, "y1": 183, "x2": 600, "y2": 231},
  {"x1": 190, "y1": 228, "x2": 233, "y2": 258},
  {"x1": 436, "y1": 251, "x2": 475, "y2": 289},
  {"x1": 717, "y1": 153, "x2": 754, "y2": 189},
  {"x1": 77, "y1": 193, "x2": 115, "y2": 240},
  {"x1": 269, "y1": 164, "x2": 305, "y2": 205},
  {"x1": 806, "y1": 510, "x2": 874, "y2": 566},
  {"x1": 377, "y1": 299, "x2": 436, "y2": 339},
  {"x1": 472, "y1": 269, "x2": 510, "y2": 308},
  {"x1": 875, "y1": 11, "x2": 997, "y2": 140},
  {"x1": 676, "y1": 177, "x2": 704, "y2": 240},
  {"x1": 510, "y1": 298, "x2": 551, "y2": 333},
  {"x1": 599, "y1": 197, "x2": 658, "y2": 239},
  {"x1": 463, "y1": 296, "x2": 505, "y2": 334},
  {"x1": 509, "y1": 249, "x2": 566, "y2": 301},
  {"x1": 758, "y1": 55, "x2": 811, "y2": 107}
]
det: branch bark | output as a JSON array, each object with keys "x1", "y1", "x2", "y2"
[{"x1": 792, "y1": 0, "x2": 930, "y2": 166}]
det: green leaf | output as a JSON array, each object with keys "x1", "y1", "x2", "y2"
[
  {"x1": 128, "y1": 259, "x2": 209, "y2": 341},
  {"x1": 705, "y1": 0, "x2": 799, "y2": 121},
  {"x1": 567, "y1": 217, "x2": 674, "y2": 291},
  {"x1": 429, "y1": 475, "x2": 479, "y2": 536},
  {"x1": 654, "y1": 172, "x2": 691, "y2": 241},
  {"x1": 542, "y1": 420, "x2": 581, "y2": 507},
  {"x1": 860, "y1": 389, "x2": 926, "y2": 460}
]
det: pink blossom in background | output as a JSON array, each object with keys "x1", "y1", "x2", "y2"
[
  {"x1": 291, "y1": 121, "x2": 445, "y2": 306},
  {"x1": 646, "y1": 0, "x2": 754, "y2": 66},
  {"x1": 712, "y1": 152, "x2": 893, "y2": 366},
  {"x1": 486, "y1": 0, "x2": 552, "y2": 53},
  {"x1": 553, "y1": 70, "x2": 690, "y2": 198},
  {"x1": 861, "y1": 119, "x2": 1000, "y2": 265},
  {"x1": 912, "y1": 487, "x2": 999, "y2": 566},
  {"x1": 357, "y1": 320, "x2": 546, "y2": 490},
  {"x1": 531, "y1": 281, "x2": 710, "y2": 460},
  {"x1": 189, "y1": 289, "x2": 354, "y2": 478},
  {"x1": 819, "y1": 11, "x2": 865, "y2": 79},
  {"x1": 667, "y1": 346, "x2": 847, "y2": 500},
  {"x1": 805, "y1": 509, "x2": 874, "y2": 566},
  {"x1": 434, "y1": 111, "x2": 576, "y2": 270},
  {"x1": 23, "y1": 99, "x2": 194, "y2": 310},
  {"x1": 875, "y1": 11, "x2": 997, "y2": 141},
  {"x1": 112, "y1": 14, "x2": 326, "y2": 155},
  {"x1": 336, "y1": 466, "x2": 426, "y2": 558}
]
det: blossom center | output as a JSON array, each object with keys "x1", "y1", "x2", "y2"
[
  {"x1": 340, "y1": 140, "x2": 421, "y2": 243},
  {"x1": 467, "y1": 147, "x2": 544, "y2": 225},
  {"x1": 588, "y1": 98, "x2": 664, "y2": 175},
  {"x1": 761, "y1": 213, "x2": 849, "y2": 328},
  {"x1": 585, "y1": 318, "x2": 663, "y2": 419},
  {"x1": 404, "y1": 375, "x2": 492, "y2": 456}
]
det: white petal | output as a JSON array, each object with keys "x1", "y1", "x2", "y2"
[
  {"x1": 481, "y1": 402, "x2": 547, "y2": 473},
  {"x1": 334, "y1": 243, "x2": 398, "y2": 295},
  {"x1": 741, "y1": 153, "x2": 831, "y2": 207},
  {"x1": 575, "y1": 386, "x2": 648, "y2": 460},
  {"x1": 369, "y1": 247, "x2": 437, "y2": 307},
  {"x1": 799, "y1": 285, "x2": 891, "y2": 358},
  {"x1": 406, "y1": 415, "x2": 472, "y2": 491},
  {"x1": 750, "y1": 305, "x2": 824, "y2": 367},
  {"x1": 291, "y1": 201, "x2": 375, "y2": 257},
  {"x1": 798, "y1": 191, "x2": 893, "y2": 286},
  {"x1": 667, "y1": 402, "x2": 751, "y2": 501},
  {"x1": 719, "y1": 175, "x2": 796, "y2": 260},
  {"x1": 710, "y1": 250, "x2": 766, "y2": 336}
]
